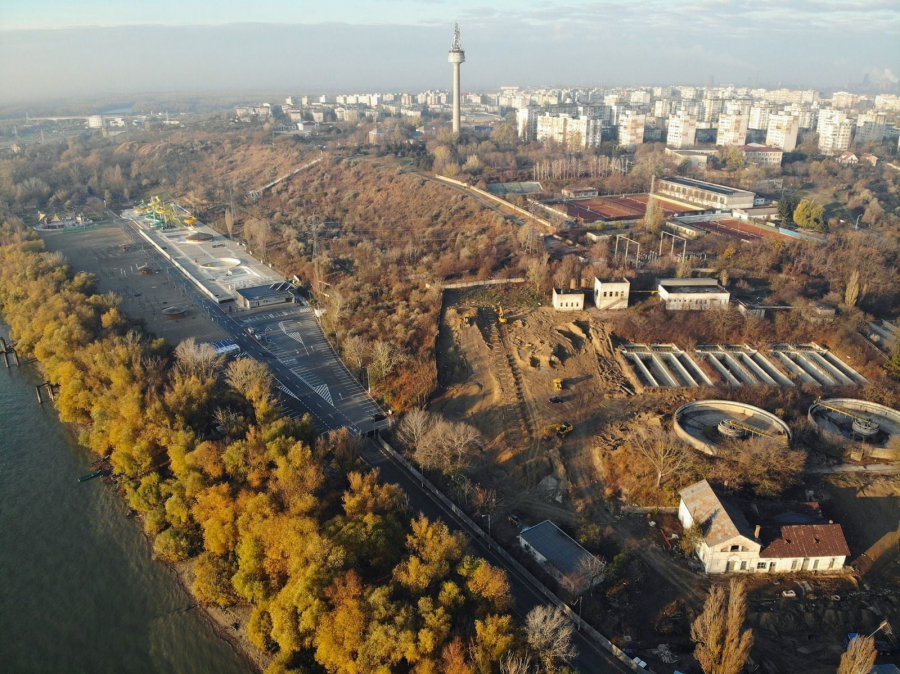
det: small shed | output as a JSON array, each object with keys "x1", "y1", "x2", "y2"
[{"x1": 552, "y1": 288, "x2": 585, "y2": 312}]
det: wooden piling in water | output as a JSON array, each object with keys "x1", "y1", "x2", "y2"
[
  {"x1": 36, "y1": 385, "x2": 43, "y2": 404},
  {"x1": 2, "y1": 351, "x2": 7, "y2": 368}
]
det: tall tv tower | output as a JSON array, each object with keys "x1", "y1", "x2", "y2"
[{"x1": 448, "y1": 23, "x2": 465, "y2": 134}]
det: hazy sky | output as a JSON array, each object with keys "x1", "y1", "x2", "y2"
[{"x1": 1, "y1": 0, "x2": 899, "y2": 102}]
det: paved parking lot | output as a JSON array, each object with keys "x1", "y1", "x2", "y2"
[{"x1": 235, "y1": 304, "x2": 387, "y2": 434}]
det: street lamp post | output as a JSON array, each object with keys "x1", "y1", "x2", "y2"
[{"x1": 481, "y1": 513, "x2": 491, "y2": 549}]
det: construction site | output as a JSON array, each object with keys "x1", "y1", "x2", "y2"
[{"x1": 432, "y1": 287, "x2": 636, "y2": 507}]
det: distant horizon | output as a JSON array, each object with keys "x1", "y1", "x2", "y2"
[{"x1": 2, "y1": 3, "x2": 898, "y2": 103}]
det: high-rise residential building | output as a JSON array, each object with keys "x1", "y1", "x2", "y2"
[
  {"x1": 766, "y1": 113, "x2": 800, "y2": 152},
  {"x1": 516, "y1": 104, "x2": 579, "y2": 141},
  {"x1": 630, "y1": 90, "x2": 651, "y2": 106},
  {"x1": 716, "y1": 112, "x2": 749, "y2": 146},
  {"x1": 667, "y1": 113, "x2": 697, "y2": 148},
  {"x1": 749, "y1": 104, "x2": 774, "y2": 130},
  {"x1": 618, "y1": 111, "x2": 646, "y2": 148},
  {"x1": 831, "y1": 91, "x2": 858, "y2": 109},
  {"x1": 817, "y1": 110, "x2": 854, "y2": 154},
  {"x1": 855, "y1": 111, "x2": 888, "y2": 145},
  {"x1": 536, "y1": 114, "x2": 603, "y2": 148}
]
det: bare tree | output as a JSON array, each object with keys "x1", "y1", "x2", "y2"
[
  {"x1": 837, "y1": 635, "x2": 876, "y2": 674},
  {"x1": 174, "y1": 338, "x2": 223, "y2": 380},
  {"x1": 690, "y1": 579, "x2": 754, "y2": 674},
  {"x1": 244, "y1": 218, "x2": 272, "y2": 259},
  {"x1": 224, "y1": 208, "x2": 235, "y2": 239},
  {"x1": 342, "y1": 334, "x2": 370, "y2": 371},
  {"x1": 712, "y1": 436, "x2": 806, "y2": 497},
  {"x1": 845, "y1": 269, "x2": 861, "y2": 307},
  {"x1": 397, "y1": 408, "x2": 436, "y2": 450},
  {"x1": 525, "y1": 605, "x2": 577, "y2": 673},
  {"x1": 439, "y1": 420, "x2": 483, "y2": 470},
  {"x1": 370, "y1": 340, "x2": 404, "y2": 381},
  {"x1": 574, "y1": 553, "x2": 607, "y2": 595},
  {"x1": 629, "y1": 425, "x2": 691, "y2": 488},
  {"x1": 499, "y1": 653, "x2": 534, "y2": 674}
]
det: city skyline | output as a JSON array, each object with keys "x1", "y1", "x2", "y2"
[{"x1": 2, "y1": 1, "x2": 899, "y2": 102}]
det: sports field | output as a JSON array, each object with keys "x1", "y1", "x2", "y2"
[{"x1": 565, "y1": 195, "x2": 699, "y2": 222}]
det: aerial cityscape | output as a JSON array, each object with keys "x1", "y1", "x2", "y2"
[{"x1": 1, "y1": 3, "x2": 899, "y2": 674}]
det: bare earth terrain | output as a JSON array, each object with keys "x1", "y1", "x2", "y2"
[
  {"x1": 41, "y1": 223, "x2": 228, "y2": 346},
  {"x1": 432, "y1": 287, "x2": 900, "y2": 674}
]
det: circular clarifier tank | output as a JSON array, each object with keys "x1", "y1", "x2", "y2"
[
  {"x1": 808, "y1": 399, "x2": 900, "y2": 460},
  {"x1": 674, "y1": 400, "x2": 792, "y2": 456}
]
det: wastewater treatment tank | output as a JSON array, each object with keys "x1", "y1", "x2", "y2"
[
  {"x1": 674, "y1": 400, "x2": 792, "y2": 456},
  {"x1": 808, "y1": 398, "x2": 900, "y2": 460}
]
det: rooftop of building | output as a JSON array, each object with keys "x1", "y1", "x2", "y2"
[
  {"x1": 518, "y1": 520, "x2": 597, "y2": 578},
  {"x1": 658, "y1": 176, "x2": 754, "y2": 197},
  {"x1": 680, "y1": 480, "x2": 755, "y2": 546},
  {"x1": 659, "y1": 278, "x2": 728, "y2": 294},
  {"x1": 759, "y1": 524, "x2": 850, "y2": 559},
  {"x1": 236, "y1": 283, "x2": 296, "y2": 301}
]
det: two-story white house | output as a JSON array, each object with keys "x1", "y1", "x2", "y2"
[{"x1": 679, "y1": 480, "x2": 850, "y2": 574}]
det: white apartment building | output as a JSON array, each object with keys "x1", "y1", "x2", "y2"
[
  {"x1": 630, "y1": 90, "x2": 651, "y2": 106},
  {"x1": 855, "y1": 112, "x2": 888, "y2": 145},
  {"x1": 536, "y1": 114, "x2": 602, "y2": 148},
  {"x1": 716, "y1": 112, "x2": 749, "y2": 146},
  {"x1": 766, "y1": 113, "x2": 800, "y2": 152},
  {"x1": 667, "y1": 113, "x2": 697, "y2": 148},
  {"x1": 785, "y1": 103, "x2": 817, "y2": 130},
  {"x1": 818, "y1": 110, "x2": 854, "y2": 154},
  {"x1": 618, "y1": 111, "x2": 646, "y2": 148},
  {"x1": 748, "y1": 104, "x2": 773, "y2": 130}
]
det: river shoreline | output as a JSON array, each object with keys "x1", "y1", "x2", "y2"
[{"x1": 1, "y1": 320, "x2": 267, "y2": 674}]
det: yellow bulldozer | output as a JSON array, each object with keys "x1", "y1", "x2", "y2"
[
  {"x1": 552, "y1": 378, "x2": 563, "y2": 392},
  {"x1": 544, "y1": 422, "x2": 574, "y2": 438}
]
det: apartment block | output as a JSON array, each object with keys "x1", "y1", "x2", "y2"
[
  {"x1": 618, "y1": 111, "x2": 646, "y2": 148},
  {"x1": 716, "y1": 113, "x2": 749, "y2": 146},
  {"x1": 766, "y1": 113, "x2": 800, "y2": 152},
  {"x1": 667, "y1": 113, "x2": 697, "y2": 148}
]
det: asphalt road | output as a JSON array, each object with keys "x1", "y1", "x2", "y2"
[
  {"x1": 118, "y1": 214, "x2": 633, "y2": 673},
  {"x1": 361, "y1": 439, "x2": 634, "y2": 674},
  {"x1": 116, "y1": 216, "x2": 388, "y2": 435}
]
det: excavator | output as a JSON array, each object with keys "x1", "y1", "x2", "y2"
[
  {"x1": 497, "y1": 305, "x2": 508, "y2": 324},
  {"x1": 544, "y1": 422, "x2": 574, "y2": 438},
  {"x1": 553, "y1": 378, "x2": 563, "y2": 392}
]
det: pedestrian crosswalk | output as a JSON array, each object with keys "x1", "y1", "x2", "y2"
[{"x1": 291, "y1": 367, "x2": 334, "y2": 406}]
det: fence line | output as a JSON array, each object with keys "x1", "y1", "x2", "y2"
[
  {"x1": 376, "y1": 437, "x2": 655, "y2": 674},
  {"x1": 432, "y1": 175, "x2": 556, "y2": 231},
  {"x1": 432, "y1": 278, "x2": 527, "y2": 290}
]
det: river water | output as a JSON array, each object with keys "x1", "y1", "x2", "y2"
[{"x1": 0, "y1": 326, "x2": 253, "y2": 674}]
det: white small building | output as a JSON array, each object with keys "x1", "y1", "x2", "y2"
[
  {"x1": 658, "y1": 278, "x2": 730, "y2": 310},
  {"x1": 593, "y1": 278, "x2": 630, "y2": 310},
  {"x1": 552, "y1": 288, "x2": 585, "y2": 312},
  {"x1": 679, "y1": 480, "x2": 850, "y2": 575}
]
